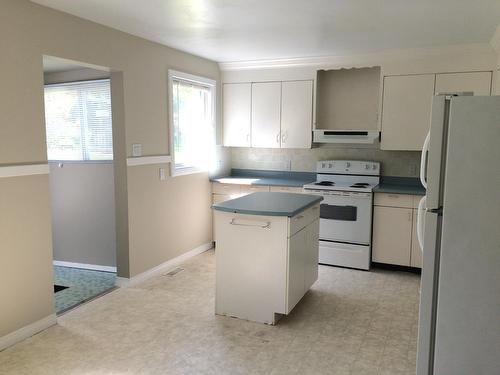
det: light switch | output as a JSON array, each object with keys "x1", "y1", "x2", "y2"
[
  {"x1": 132, "y1": 143, "x2": 142, "y2": 157},
  {"x1": 159, "y1": 168, "x2": 166, "y2": 181}
]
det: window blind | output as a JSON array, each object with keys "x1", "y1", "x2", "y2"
[{"x1": 44, "y1": 79, "x2": 113, "y2": 161}]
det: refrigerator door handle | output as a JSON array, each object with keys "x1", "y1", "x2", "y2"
[
  {"x1": 417, "y1": 196, "x2": 427, "y2": 252},
  {"x1": 420, "y1": 131, "x2": 430, "y2": 189}
]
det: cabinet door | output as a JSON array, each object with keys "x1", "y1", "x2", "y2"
[
  {"x1": 411, "y1": 209, "x2": 423, "y2": 268},
  {"x1": 251, "y1": 82, "x2": 281, "y2": 148},
  {"x1": 304, "y1": 219, "x2": 319, "y2": 291},
  {"x1": 381, "y1": 74, "x2": 435, "y2": 150},
  {"x1": 287, "y1": 228, "x2": 306, "y2": 313},
  {"x1": 281, "y1": 81, "x2": 313, "y2": 148},
  {"x1": 372, "y1": 206, "x2": 412, "y2": 266},
  {"x1": 435, "y1": 72, "x2": 492, "y2": 96},
  {"x1": 223, "y1": 83, "x2": 251, "y2": 147}
]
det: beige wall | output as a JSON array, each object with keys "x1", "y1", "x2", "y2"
[
  {"x1": 0, "y1": 175, "x2": 54, "y2": 338},
  {"x1": 127, "y1": 167, "x2": 212, "y2": 276},
  {"x1": 49, "y1": 162, "x2": 117, "y2": 267},
  {"x1": 1, "y1": 0, "x2": 219, "y2": 338}
]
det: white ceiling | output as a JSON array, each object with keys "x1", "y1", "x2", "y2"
[{"x1": 32, "y1": 0, "x2": 500, "y2": 62}]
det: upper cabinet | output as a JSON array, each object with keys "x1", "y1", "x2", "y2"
[
  {"x1": 251, "y1": 82, "x2": 282, "y2": 148},
  {"x1": 281, "y1": 81, "x2": 313, "y2": 148},
  {"x1": 381, "y1": 74, "x2": 435, "y2": 151},
  {"x1": 380, "y1": 71, "x2": 493, "y2": 151},
  {"x1": 223, "y1": 80, "x2": 313, "y2": 149},
  {"x1": 316, "y1": 67, "x2": 380, "y2": 131},
  {"x1": 434, "y1": 72, "x2": 492, "y2": 96},
  {"x1": 223, "y1": 83, "x2": 251, "y2": 147}
]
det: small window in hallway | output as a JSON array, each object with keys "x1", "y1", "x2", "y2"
[{"x1": 44, "y1": 79, "x2": 113, "y2": 161}]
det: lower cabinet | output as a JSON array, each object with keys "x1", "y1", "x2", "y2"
[
  {"x1": 287, "y1": 219, "x2": 319, "y2": 313},
  {"x1": 372, "y1": 193, "x2": 423, "y2": 268},
  {"x1": 372, "y1": 205, "x2": 413, "y2": 266},
  {"x1": 214, "y1": 205, "x2": 320, "y2": 324}
]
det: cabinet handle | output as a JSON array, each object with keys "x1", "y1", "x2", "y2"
[
  {"x1": 282, "y1": 131, "x2": 286, "y2": 144},
  {"x1": 408, "y1": 212, "x2": 412, "y2": 222},
  {"x1": 276, "y1": 131, "x2": 281, "y2": 143},
  {"x1": 246, "y1": 133, "x2": 250, "y2": 143},
  {"x1": 295, "y1": 215, "x2": 304, "y2": 220},
  {"x1": 230, "y1": 218, "x2": 270, "y2": 229}
]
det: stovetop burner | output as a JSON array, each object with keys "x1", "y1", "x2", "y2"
[
  {"x1": 315, "y1": 181, "x2": 335, "y2": 186},
  {"x1": 350, "y1": 183, "x2": 370, "y2": 188}
]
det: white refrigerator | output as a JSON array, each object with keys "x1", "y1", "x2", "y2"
[{"x1": 416, "y1": 95, "x2": 500, "y2": 374}]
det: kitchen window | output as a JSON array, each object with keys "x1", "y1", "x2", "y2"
[
  {"x1": 44, "y1": 79, "x2": 113, "y2": 161},
  {"x1": 169, "y1": 70, "x2": 216, "y2": 176}
]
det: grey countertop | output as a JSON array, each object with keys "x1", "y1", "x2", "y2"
[
  {"x1": 210, "y1": 169, "x2": 316, "y2": 187},
  {"x1": 212, "y1": 192, "x2": 323, "y2": 217},
  {"x1": 374, "y1": 177, "x2": 426, "y2": 196}
]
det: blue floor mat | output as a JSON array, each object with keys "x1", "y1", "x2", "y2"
[{"x1": 53, "y1": 266, "x2": 116, "y2": 314}]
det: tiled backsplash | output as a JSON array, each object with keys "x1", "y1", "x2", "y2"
[{"x1": 231, "y1": 147, "x2": 421, "y2": 177}]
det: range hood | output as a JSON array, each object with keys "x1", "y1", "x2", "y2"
[{"x1": 313, "y1": 130, "x2": 379, "y2": 144}]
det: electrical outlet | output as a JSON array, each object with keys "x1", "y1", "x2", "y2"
[
  {"x1": 409, "y1": 163, "x2": 417, "y2": 176},
  {"x1": 132, "y1": 143, "x2": 142, "y2": 157},
  {"x1": 159, "y1": 168, "x2": 166, "y2": 181}
]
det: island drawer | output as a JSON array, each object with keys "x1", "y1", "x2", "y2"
[
  {"x1": 374, "y1": 193, "x2": 413, "y2": 208},
  {"x1": 240, "y1": 185, "x2": 270, "y2": 194},
  {"x1": 212, "y1": 182, "x2": 241, "y2": 195},
  {"x1": 289, "y1": 204, "x2": 320, "y2": 237}
]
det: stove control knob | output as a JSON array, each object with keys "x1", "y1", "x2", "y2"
[
  {"x1": 321, "y1": 162, "x2": 326, "y2": 168},
  {"x1": 372, "y1": 164, "x2": 377, "y2": 170},
  {"x1": 328, "y1": 163, "x2": 333, "y2": 168},
  {"x1": 365, "y1": 164, "x2": 370, "y2": 169},
  {"x1": 346, "y1": 162, "x2": 351, "y2": 168}
]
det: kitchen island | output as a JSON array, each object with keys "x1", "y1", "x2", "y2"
[{"x1": 212, "y1": 192, "x2": 323, "y2": 325}]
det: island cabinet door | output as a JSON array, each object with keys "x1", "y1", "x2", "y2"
[
  {"x1": 287, "y1": 228, "x2": 306, "y2": 313},
  {"x1": 304, "y1": 219, "x2": 320, "y2": 291}
]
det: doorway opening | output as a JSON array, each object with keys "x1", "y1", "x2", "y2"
[{"x1": 43, "y1": 56, "x2": 118, "y2": 314}]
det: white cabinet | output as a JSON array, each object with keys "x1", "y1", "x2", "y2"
[
  {"x1": 223, "y1": 80, "x2": 313, "y2": 149},
  {"x1": 287, "y1": 228, "x2": 306, "y2": 312},
  {"x1": 281, "y1": 81, "x2": 313, "y2": 148},
  {"x1": 372, "y1": 205, "x2": 413, "y2": 266},
  {"x1": 372, "y1": 193, "x2": 423, "y2": 268},
  {"x1": 380, "y1": 71, "x2": 493, "y2": 151},
  {"x1": 381, "y1": 74, "x2": 435, "y2": 151},
  {"x1": 304, "y1": 219, "x2": 319, "y2": 290},
  {"x1": 223, "y1": 83, "x2": 251, "y2": 147},
  {"x1": 214, "y1": 203, "x2": 320, "y2": 324},
  {"x1": 435, "y1": 72, "x2": 492, "y2": 96},
  {"x1": 287, "y1": 217, "x2": 320, "y2": 313},
  {"x1": 251, "y1": 82, "x2": 282, "y2": 148}
]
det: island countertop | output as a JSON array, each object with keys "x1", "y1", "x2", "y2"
[{"x1": 212, "y1": 192, "x2": 323, "y2": 217}]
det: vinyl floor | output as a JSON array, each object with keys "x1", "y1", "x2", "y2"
[{"x1": 1, "y1": 249, "x2": 420, "y2": 374}]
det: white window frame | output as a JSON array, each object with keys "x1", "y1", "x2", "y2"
[{"x1": 168, "y1": 70, "x2": 216, "y2": 177}]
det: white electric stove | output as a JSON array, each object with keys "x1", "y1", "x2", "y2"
[{"x1": 303, "y1": 160, "x2": 380, "y2": 270}]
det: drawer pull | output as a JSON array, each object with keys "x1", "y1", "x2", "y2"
[
  {"x1": 295, "y1": 215, "x2": 305, "y2": 220},
  {"x1": 230, "y1": 218, "x2": 270, "y2": 229}
]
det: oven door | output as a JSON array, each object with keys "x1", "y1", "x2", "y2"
[{"x1": 318, "y1": 191, "x2": 372, "y2": 244}]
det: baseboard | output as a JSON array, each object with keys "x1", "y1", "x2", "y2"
[
  {"x1": 0, "y1": 314, "x2": 56, "y2": 351},
  {"x1": 53, "y1": 260, "x2": 117, "y2": 273},
  {"x1": 116, "y1": 242, "x2": 213, "y2": 288}
]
